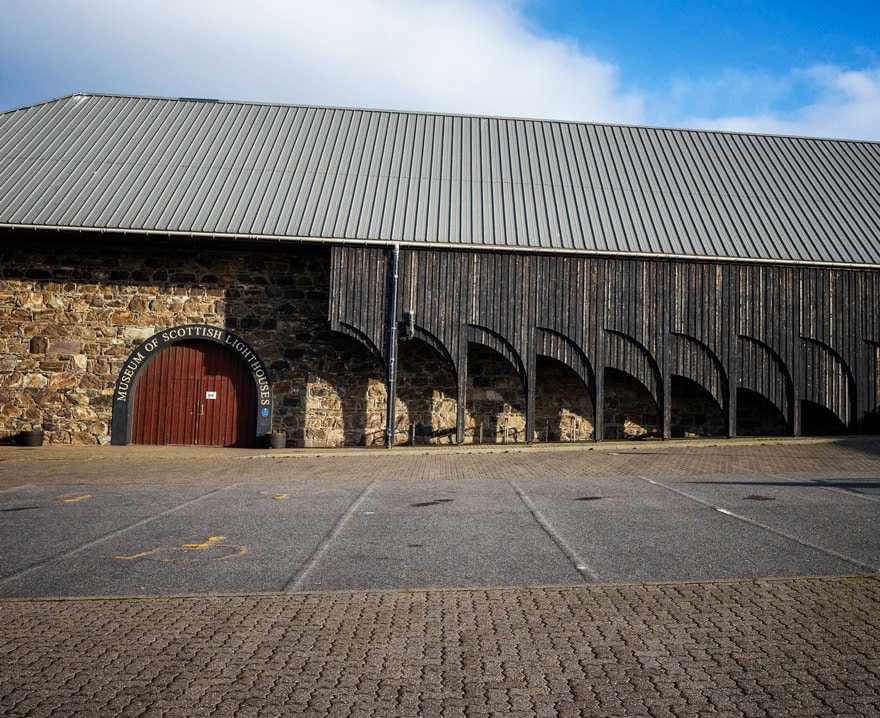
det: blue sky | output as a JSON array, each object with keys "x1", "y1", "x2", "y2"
[{"x1": 2, "y1": 0, "x2": 879, "y2": 139}]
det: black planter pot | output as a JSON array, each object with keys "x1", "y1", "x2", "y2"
[
  {"x1": 267, "y1": 433, "x2": 286, "y2": 449},
  {"x1": 18, "y1": 429, "x2": 44, "y2": 447}
]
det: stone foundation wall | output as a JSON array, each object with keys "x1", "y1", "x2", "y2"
[
  {"x1": 535, "y1": 357, "x2": 594, "y2": 442},
  {"x1": 737, "y1": 389, "x2": 788, "y2": 436},
  {"x1": 603, "y1": 369, "x2": 661, "y2": 440},
  {"x1": 670, "y1": 376, "x2": 727, "y2": 438},
  {"x1": 396, "y1": 339, "x2": 458, "y2": 445}
]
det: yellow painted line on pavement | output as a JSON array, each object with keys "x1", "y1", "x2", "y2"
[
  {"x1": 59, "y1": 494, "x2": 91, "y2": 503},
  {"x1": 181, "y1": 536, "x2": 225, "y2": 549},
  {"x1": 115, "y1": 536, "x2": 247, "y2": 562}
]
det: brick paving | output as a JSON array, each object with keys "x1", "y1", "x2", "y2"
[
  {"x1": 2, "y1": 436, "x2": 880, "y2": 489},
  {"x1": 0, "y1": 576, "x2": 878, "y2": 717},
  {"x1": 1, "y1": 438, "x2": 879, "y2": 716}
]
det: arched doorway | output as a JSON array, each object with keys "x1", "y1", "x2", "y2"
[
  {"x1": 801, "y1": 400, "x2": 849, "y2": 436},
  {"x1": 736, "y1": 388, "x2": 789, "y2": 436},
  {"x1": 603, "y1": 368, "x2": 660, "y2": 440},
  {"x1": 466, "y1": 343, "x2": 526, "y2": 443},
  {"x1": 131, "y1": 340, "x2": 257, "y2": 447},
  {"x1": 670, "y1": 375, "x2": 726, "y2": 438},
  {"x1": 535, "y1": 356, "x2": 594, "y2": 442},
  {"x1": 396, "y1": 337, "x2": 458, "y2": 445}
]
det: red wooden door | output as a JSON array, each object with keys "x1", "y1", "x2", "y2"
[{"x1": 132, "y1": 340, "x2": 257, "y2": 447}]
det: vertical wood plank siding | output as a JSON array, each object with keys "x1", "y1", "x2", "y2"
[{"x1": 331, "y1": 246, "x2": 880, "y2": 438}]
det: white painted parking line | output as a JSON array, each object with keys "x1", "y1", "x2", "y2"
[
  {"x1": 284, "y1": 481, "x2": 376, "y2": 593},
  {"x1": 509, "y1": 480, "x2": 601, "y2": 582},
  {"x1": 639, "y1": 476, "x2": 879, "y2": 574}
]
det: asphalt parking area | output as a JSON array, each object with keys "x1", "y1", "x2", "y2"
[{"x1": 1, "y1": 458, "x2": 877, "y2": 598}]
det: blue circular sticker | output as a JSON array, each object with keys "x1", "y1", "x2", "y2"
[{"x1": 261, "y1": 408, "x2": 270, "y2": 417}]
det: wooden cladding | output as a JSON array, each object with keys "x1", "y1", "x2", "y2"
[
  {"x1": 131, "y1": 340, "x2": 257, "y2": 447},
  {"x1": 331, "y1": 245, "x2": 880, "y2": 439}
]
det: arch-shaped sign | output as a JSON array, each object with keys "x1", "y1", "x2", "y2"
[{"x1": 111, "y1": 325, "x2": 272, "y2": 445}]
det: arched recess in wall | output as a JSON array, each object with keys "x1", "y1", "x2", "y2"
[
  {"x1": 604, "y1": 330, "x2": 662, "y2": 406},
  {"x1": 536, "y1": 327, "x2": 595, "y2": 396},
  {"x1": 406, "y1": 325, "x2": 459, "y2": 384},
  {"x1": 325, "y1": 322, "x2": 391, "y2": 446},
  {"x1": 303, "y1": 332, "x2": 385, "y2": 448},
  {"x1": 468, "y1": 325, "x2": 527, "y2": 390},
  {"x1": 604, "y1": 329, "x2": 662, "y2": 440},
  {"x1": 111, "y1": 325, "x2": 271, "y2": 446},
  {"x1": 670, "y1": 376, "x2": 726, "y2": 437},
  {"x1": 670, "y1": 332, "x2": 728, "y2": 437},
  {"x1": 334, "y1": 321, "x2": 386, "y2": 370},
  {"x1": 670, "y1": 333, "x2": 727, "y2": 437},
  {"x1": 395, "y1": 327, "x2": 459, "y2": 444},
  {"x1": 535, "y1": 357, "x2": 595, "y2": 441},
  {"x1": 603, "y1": 368, "x2": 661, "y2": 440},
  {"x1": 866, "y1": 340, "x2": 880, "y2": 433},
  {"x1": 535, "y1": 327, "x2": 595, "y2": 442},
  {"x1": 738, "y1": 335, "x2": 793, "y2": 433},
  {"x1": 801, "y1": 337, "x2": 856, "y2": 432},
  {"x1": 671, "y1": 333, "x2": 726, "y2": 408},
  {"x1": 467, "y1": 326, "x2": 527, "y2": 443},
  {"x1": 737, "y1": 389, "x2": 789, "y2": 436}
]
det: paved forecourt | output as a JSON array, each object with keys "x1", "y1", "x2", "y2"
[
  {"x1": 0, "y1": 439, "x2": 878, "y2": 716},
  {"x1": 2, "y1": 577, "x2": 878, "y2": 716}
]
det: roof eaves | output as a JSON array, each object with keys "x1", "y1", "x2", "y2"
[{"x1": 3, "y1": 222, "x2": 879, "y2": 271}]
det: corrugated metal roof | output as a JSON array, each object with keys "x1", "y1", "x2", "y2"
[{"x1": 1, "y1": 92, "x2": 879, "y2": 267}]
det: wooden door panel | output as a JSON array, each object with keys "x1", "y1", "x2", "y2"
[{"x1": 132, "y1": 339, "x2": 257, "y2": 447}]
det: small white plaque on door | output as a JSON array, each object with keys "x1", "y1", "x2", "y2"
[{"x1": 205, "y1": 391, "x2": 217, "y2": 400}]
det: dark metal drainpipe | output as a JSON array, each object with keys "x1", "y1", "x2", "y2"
[{"x1": 385, "y1": 243, "x2": 400, "y2": 449}]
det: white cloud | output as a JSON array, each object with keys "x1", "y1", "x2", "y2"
[
  {"x1": 4, "y1": 1, "x2": 879, "y2": 140},
  {"x1": 1, "y1": 0, "x2": 644, "y2": 124},
  {"x1": 679, "y1": 65, "x2": 880, "y2": 140}
]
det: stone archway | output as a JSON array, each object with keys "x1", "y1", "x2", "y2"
[
  {"x1": 670, "y1": 375, "x2": 726, "y2": 438},
  {"x1": 603, "y1": 368, "x2": 661, "y2": 440},
  {"x1": 801, "y1": 400, "x2": 849, "y2": 436},
  {"x1": 466, "y1": 343, "x2": 527, "y2": 443},
  {"x1": 535, "y1": 356, "x2": 594, "y2": 442},
  {"x1": 111, "y1": 325, "x2": 271, "y2": 445},
  {"x1": 395, "y1": 338, "x2": 459, "y2": 445},
  {"x1": 736, "y1": 388, "x2": 789, "y2": 436},
  {"x1": 131, "y1": 340, "x2": 257, "y2": 447}
]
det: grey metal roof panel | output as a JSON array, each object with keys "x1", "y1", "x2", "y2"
[{"x1": 1, "y1": 92, "x2": 879, "y2": 267}]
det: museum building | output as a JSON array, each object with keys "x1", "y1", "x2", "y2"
[{"x1": 1, "y1": 93, "x2": 878, "y2": 447}]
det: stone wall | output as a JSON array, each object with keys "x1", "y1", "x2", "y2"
[
  {"x1": 535, "y1": 356, "x2": 594, "y2": 442},
  {"x1": 603, "y1": 369, "x2": 661, "y2": 440},
  {"x1": 670, "y1": 376, "x2": 727, "y2": 438},
  {"x1": 0, "y1": 235, "x2": 339, "y2": 445},
  {"x1": 737, "y1": 389, "x2": 788, "y2": 436}
]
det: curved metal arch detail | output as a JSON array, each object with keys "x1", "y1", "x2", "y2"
[
  {"x1": 604, "y1": 328, "x2": 662, "y2": 408},
  {"x1": 801, "y1": 336, "x2": 857, "y2": 429},
  {"x1": 336, "y1": 321, "x2": 386, "y2": 370},
  {"x1": 407, "y1": 324, "x2": 459, "y2": 384},
  {"x1": 671, "y1": 331, "x2": 728, "y2": 409}
]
